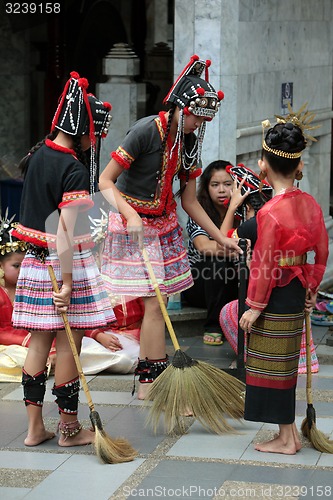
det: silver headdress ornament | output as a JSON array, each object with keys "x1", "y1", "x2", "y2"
[
  {"x1": 0, "y1": 208, "x2": 27, "y2": 256},
  {"x1": 88, "y1": 208, "x2": 108, "y2": 245}
]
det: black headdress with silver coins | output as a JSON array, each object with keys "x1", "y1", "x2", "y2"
[
  {"x1": 51, "y1": 71, "x2": 112, "y2": 193},
  {"x1": 226, "y1": 164, "x2": 273, "y2": 218},
  {"x1": 163, "y1": 55, "x2": 224, "y2": 172}
]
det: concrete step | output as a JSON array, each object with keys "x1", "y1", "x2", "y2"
[{"x1": 167, "y1": 305, "x2": 207, "y2": 337}]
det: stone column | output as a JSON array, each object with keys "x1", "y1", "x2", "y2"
[
  {"x1": 96, "y1": 43, "x2": 146, "y2": 173},
  {"x1": 174, "y1": 0, "x2": 239, "y2": 166},
  {"x1": 146, "y1": 0, "x2": 169, "y2": 51},
  {"x1": 145, "y1": 42, "x2": 173, "y2": 115}
]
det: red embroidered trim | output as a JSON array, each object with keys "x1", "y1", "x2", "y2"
[
  {"x1": 111, "y1": 150, "x2": 131, "y2": 169},
  {"x1": 12, "y1": 225, "x2": 94, "y2": 250},
  {"x1": 178, "y1": 167, "x2": 202, "y2": 180},
  {"x1": 45, "y1": 139, "x2": 77, "y2": 158},
  {"x1": 59, "y1": 190, "x2": 93, "y2": 211}
]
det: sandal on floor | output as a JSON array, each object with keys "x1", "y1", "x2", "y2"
[{"x1": 203, "y1": 333, "x2": 223, "y2": 345}]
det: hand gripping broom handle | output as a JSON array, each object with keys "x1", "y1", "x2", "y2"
[
  {"x1": 141, "y1": 248, "x2": 181, "y2": 351},
  {"x1": 305, "y1": 311, "x2": 313, "y2": 406},
  {"x1": 48, "y1": 265, "x2": 95, "y2": 412}
]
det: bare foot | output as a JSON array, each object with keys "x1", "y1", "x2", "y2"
[
  {"x1": 58, "y1": 428, "x2": 95, "y2": 447},
  {"x1": 292, "y1": 424, "x2": 302, "y2": 452},
  {"x1": 137, "y1": 382, "x2": 151, "y2": 400},
  {"x1": 229, "y1": 359, "x2": 237, "y2": 369},
  {"x1": 24, "y1": 430, "x2": 55, "y2": 447},
  {"x1": 255, "y1": 436, "x2": 297, "y2": 455},
  {"x1": 203, "y1": 333, "x2": 223, "y2": 345},
  {"x1": 180, "y1": 407, "x2": 194, "y2": 417},
  {"x1": 273, "y1": 424, "x2": 301, "y2": 452}
]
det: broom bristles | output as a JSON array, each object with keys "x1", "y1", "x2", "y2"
[
  {"x1": 301, "y1": 416, "x2": 333, "y2": 454},
  {"x1": 145, "y1": 361, "x2": 245, "y2": 435},
  {"x1": 94, "y1": 427, "x2": 138, "y2": 464},
  {"x1": 309, "y1": 426, "x2": 333, "y2": 454}
]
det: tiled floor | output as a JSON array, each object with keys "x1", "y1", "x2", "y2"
[{"x1": 1, "y1": 324, "x2": 333, "y2": 500}]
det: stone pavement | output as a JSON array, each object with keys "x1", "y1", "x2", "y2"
[{"x1": 0, "y1": 322, "x2": 333, "y2": 500}]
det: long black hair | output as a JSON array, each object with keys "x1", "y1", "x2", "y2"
[{"x1": 197, "y1": 160, "x2": 232, "y2": 227}]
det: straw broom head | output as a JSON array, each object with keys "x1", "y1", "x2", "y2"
[
  {"x1": 91, "y1": 410, "x2": 138, "y2": 463},
  {"x1": 301, "y1": 405, "x2": 333, "y2": 454},
  {"x1": 301, "y1": 312, "x2": 333, "y2": 453},
  {"x1": 140, "y1": 249, "x2": 245, "y2": 435},
  {"x1": 145, "y1": 351, "x2": 245, "y2": 435}
]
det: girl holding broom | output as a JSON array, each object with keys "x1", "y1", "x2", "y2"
[
  {"x1": 99, "y1": 54, "x2": 241, "y2": 400},
  {"x1": 11, "y1": 72, "x2": 115, "y2": 447},
  {"x1": 239, "y1": 106, "x2": 328, "y2": 455}
]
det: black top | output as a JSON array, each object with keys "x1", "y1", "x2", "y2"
[{"x1": 13, "y1": 140, "x2": 93, "y2": 248}]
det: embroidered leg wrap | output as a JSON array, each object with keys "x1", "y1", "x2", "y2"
[
  {"x1": 149, "y1": 356, "x2": 170, "y2": 379},
  {"x1": 22, "y1": 368, "x2": 47, "y2": 407},
  {"x1": 132, "y1": 356, "x2": 169, "y2": 395},
  {"x1": 52, "y1": 376, "x2": 80, "y2": 415}
]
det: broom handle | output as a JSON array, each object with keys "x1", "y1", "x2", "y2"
[
  {"x1": 305, "y1": 311, "x2": 313, "y2": 405},
  {"x1": 141, "y1": 247, "x2": 181, "y2": 351},
  {"x1": 48, "y1": 265, "x2": 95, "y2": 412}
]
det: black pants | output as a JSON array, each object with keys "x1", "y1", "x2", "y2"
[{"x1": 182, "y1": 258, "x2": 238, "y2": 334}]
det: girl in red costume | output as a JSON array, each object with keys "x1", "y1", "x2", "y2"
[{"x1": 239, "y1": 109, "x2": 328, "y2": 455}]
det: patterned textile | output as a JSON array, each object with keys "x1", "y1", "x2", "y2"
[
  {"x1": 219, "y1": 299, "x2": 319, "y2": 373},
  {"x1": 101, "y1": 210, "x2": 193, "y2": 297},
  {"x1": 13, "y1": 249, "x2": 116, "y2": 331},
  {"x1": 244, "y1": 278, "x2": 306, "y2": 424},
  {"x1": 246, "y1": 311, "x2": 304, "y2": 390}
]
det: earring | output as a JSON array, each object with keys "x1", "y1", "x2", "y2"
[
  {"x1": 259, "y1": 171, "x2": 267, "y2": 192},
  {"x1": 295, "y1": 170, "x2": 303, "y2": 188},
  {"x1": 0, "y1": 268, "x2": 5, "y2": 288}
]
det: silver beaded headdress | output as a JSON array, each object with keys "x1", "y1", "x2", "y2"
[
  {"x1": 51, "y1": 71, "x2": 112, "y2": 193},
  {"x1": 164, "y1": 55, "x2": 224, "y2": 171}
]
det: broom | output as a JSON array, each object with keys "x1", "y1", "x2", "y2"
[
  {"x1": 301, "y1": 311, "x2": 333, "y2": 453},
  {"x1": 141, "y1": 248, "x2": 245, "y2": 435},
  {"x1": 48, "y1": 265, "x2": 137, "y2": 463}
]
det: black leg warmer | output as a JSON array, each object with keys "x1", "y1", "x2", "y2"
[
  {"x1": 22, "y1": 368, "x2": 47, "y2": 407},
  {"x1": 52, "y1": 376, "x2": 80, "y2": 415},
  {"x1": 132, "y1": 356, "x2": 169, "y2": 395}
]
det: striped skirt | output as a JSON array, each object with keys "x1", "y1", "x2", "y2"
[
  {"x1": 219, "y1": 299, "x2": 319, "y2": 373},
  {"x1": 244, "y1": 278, "x2": 306, "y2": 424},
  {"x1": 101, "y1": 210, "x2": 193, "y2": 297},
  {"x1": 13, "y1": 249, "x2": 116, "y2": 331}
]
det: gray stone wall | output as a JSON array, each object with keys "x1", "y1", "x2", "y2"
[{"x1": 0, "y1": 14, "x2": 30, "y2": 177}]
